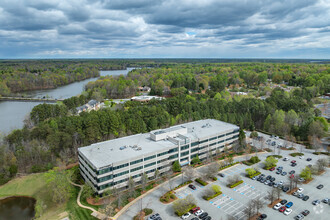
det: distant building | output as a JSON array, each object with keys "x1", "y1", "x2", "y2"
[
  {"x1": 76, "y1": 99, "x2": 100, "y2": 114},
  {"x1": 138, "y1": 86, "x2": 151, "y2": 93},
  {"x1": 78, "y1": 119, "x2": 240, "y2": 194},
  {"x1": 130, "y1": 95, "x2": 164, "y2": 102}
]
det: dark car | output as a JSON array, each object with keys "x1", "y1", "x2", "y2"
[
  {"x1": 281, "y1": 172, "x2": 287, "y2": 176},
  {"x1": 269, "y1": 182, "x2": 275, "y2": 186},
  {"x1": 218, "y1": 173, "x2": 225, "y2": 177},
  {"x1": 188, "y1": 184, "x2": 196, "y2": 190},
  {"x1": 289, "y1": 170, "x2": 295, "y2": 174},
  {"x1": 277, "y1": 166, "x2": 283, "y2": 170},
  {"x1": 258, "y1": 214, "x2": 267, "y2": 219},
  {"x1": 266, "y1": 175, "x2": 271, "y2": 180},
  {"x1": 283, "y1": 186, "x2": 289, "y2": 192},
  {"x1": 199, "y1": 212, "x2": 208, "y2": 219},
  {"x1": 191, "y1": 218, "x2": 199, "y2": 220},
  {"x1": 302, "y1": 210, "x2": 310, "y2": 216},
  {"x1": 316, "y1": 184, "x2": 324, "y2": 189},
  {"x1": 269, "y1": 167, "x2": 275, "y2": 171},
  {"x1": 276, "y1": 170, "x2": 282, "y2": 174},
  {"x1": 302, "y1": 196, "x2": 309, "y2": 201},
  {"x1": 291, "y1": 163, "x2": 297, "y2": 167},
  {"x1": 280, "y1": 199, "x2": 288, "y2": 205},
  {"x1": 306, "y1": 158, "x2": 312, "y2": 161},
  {"x1": 270, "y1": 177, "x2": 275, "y2": 182},
  {"x1": 260, "y1": 179, "x2": 266, "y2": 183},
  {"x1": 202, "y1": 216, "x2": 211, "y2": 220}
]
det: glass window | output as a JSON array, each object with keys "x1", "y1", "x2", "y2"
[
  {"x1": 131, "y1": 166, "x2": 143, "y2": 172},
  {"x1": 130, "y1": 159, "x2": 143, "y2": 165},
  {"x1": 180, "y1": 151, "x2": 189, "y2": 157},
  {"x1": 144, "y1": 155, "x2": 156, "y2": 161},
  {"x1": 145, "y1": 162, "x2": 156, "y2": 168},
  {"x1": 180, "y1": 145, "x2": 189, "y2": 151},
  {"x1": 168, "y1": 148, "x2": 178, "y2": 153},
  {"x1": 157, "y1": 151, "x2": 168, "y2": 157},
  {"x1": 169, "y1": 154, "x2": 178, "y2": 159}
]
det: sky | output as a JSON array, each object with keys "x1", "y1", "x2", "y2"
[{"x1": 0, "y1": 0, "x2": 329, "y2": 59}]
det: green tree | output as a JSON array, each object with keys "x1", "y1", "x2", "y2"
[
  {"x1": 300, "y1": 166, "x2": 312, "y2": 180},
  {"x1": 211, "y1": 184, "x2": 221, "y2": 193},
  {"x1": 263, "y1": 156, "x2": 278, "y2": 169},
  {"x1": 44, "y1": 167, "x2": 73, "y2": 204},
  {"x1": 172, "y1": 160, "x2": 181, "y2": 172},
  {"x1": 245, "y1": 168, "x2": 256, "y2": 177},
  {"x1": 191, "y1": 155, "x2": 201, "y2": 165}
]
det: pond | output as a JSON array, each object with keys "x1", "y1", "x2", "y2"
[{"x1": 0, "y1": 196, "x2": 36, "y2": 220}]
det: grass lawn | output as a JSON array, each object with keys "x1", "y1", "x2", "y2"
[{"x1": 0, "y1": 173, "x2": 97, "y2": 220}]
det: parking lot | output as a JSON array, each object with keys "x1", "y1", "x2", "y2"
[{"x1": 119, "y1": 133, "x2": 329, "y2": 220}]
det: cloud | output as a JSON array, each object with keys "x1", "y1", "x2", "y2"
[{"x1": 0, "y1": 0, "x2": 329, "y2": 58}]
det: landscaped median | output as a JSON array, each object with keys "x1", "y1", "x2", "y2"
[
  {"x1": 289, "y1": 152, "x2": 304, "y2": 157},
  {"x1": 203, "y1": 185, "x2": 222, "y2": 201},
  {"x1": 228, "y1": 180, "x2": 244, "y2": 188},
  {"x1": 195, "y1": 178, "x2": 208, "y2": 186},
  {"x1": 219, "y1": 161, "x2": 240, "y2": 170},
  {"x1": 160, "y1": 180, "x2": 192, "y2": 204}
]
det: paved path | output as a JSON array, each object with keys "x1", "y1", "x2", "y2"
[{"x1": 70, "y1": 181, "x2": 107, "y2": 220}]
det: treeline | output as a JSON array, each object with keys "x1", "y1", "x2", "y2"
[
  {"x1": 85, "y1": 63, "x2": 330, "y2": 99},
  {"x1": 0, "y1": 60, "x2": 129, "y2": 96},
  {"x1": 1, "y1": 87, "x2": 328, "y2": 185}
]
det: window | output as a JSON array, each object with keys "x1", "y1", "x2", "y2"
[
  {"x1": 99, "y1": 174, "x2": 113, "y2": 182},
  {"x1": 113, "y1": 163, "x2": 129, "y2": 171},
  {"x1": 191, "y1": 147, "x2": 199, "y2": 153},
  {"x1": 113, "y1": 170, "x2": 129, "y2": 178},
  {"x1": 130, "y1": 159, "x2": 143, "y2": 165},
  {"x1": 145, "y1": 162, "x2": 156, "y2": 168},
  {"x1": 146, "y1": 169, "x2": 155, "y2": 174},
  {"x1": 157, "y1": 151, "x2": 168, "y2": 157},
  {"x1": 210, "y1": 142, "x2": 217, "y2": 146},
  {"x1": 218, "y1": 134, "x2": 225, "y2": 138},
  {"x1": 168, "y1": 148, "x2": 178, "y2": 153},
  {"x1": 131, "y1": 166, "x2": 143, "y2": 172},
  {"x1": 180, "y1": 151, "x2": 189, "y2": 157},
  {"x1": 181, "y1": 145, "x2": 189, "y2": 151},
  {"x1": 169, "y1": 154, "x2": 178, "y2": 159},
  {"x1": 209, "y1": 136, "x2": 217, "y2": 141},
  {"x1": 132, "y1": 173, "x2": 142, "y2": 179},
  {"x1": 200, "y1": 139, "x2": 208, "y2": 144},
  {"x1": 191, "y1": 141, "x2": 199, "y2": 147},
  {"x1": 180, "y1": 157, "x2": 188, "y2": 162},
  {"x1": 218, "y1": 140, "x2": 224, "y2": 144},
  {"x1": 158, "y1": 158, "x2": 167, "y2": 164},
  {"x1": 144, "y1": 155, "x2": 156, "y2": 161}
]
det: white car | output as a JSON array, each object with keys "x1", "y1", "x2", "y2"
[
  {"x1": 181, "y1": 213, "x2": 191, "y2": 219},
  {"x1": 283, "y1": 157, "x2": 289, "y2": 161},
  {"x1": 273, "y1": 203, "x2": 282, "y2": 210},
  {"x1": 297, "y1": 188, "x2": 304, "y2": 193},
  {"x1": 279, "y1": 181, "x2": 284, "y2": 185},
  {"x1": 284, "y1": 208, "x2": 292, "y2": 215},
  {"x1": 195, "y1": 209, "x2": 204, "y2": 216},
  {"x1": 299, "y1": 156, "x2": 304, "y2": 159}
]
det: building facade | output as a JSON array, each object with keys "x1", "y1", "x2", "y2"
[{"x1": 78, "y1": 119, "x2": 239, "y2": 194}]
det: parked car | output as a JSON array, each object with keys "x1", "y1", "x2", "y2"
[
  {"x1": 194, "y1": 209, "x2": 204, "y2": 216},
  {"x1": 306, "y1": 158, "x2": 312, "y2": 161},
  {"x1": 270, "y1": 177, "x2": 275, "y2": 182},
  {"x1": 280, "y1": 199, "x2": 287, "y2": 205},
  {"x1": 312, "y1": 200, "x2": 320, "y2": 205},
  {"x1": 289, "y1": 170, "x2": 295, "y2": 174},
  {"x1": 190, "y1": 207, "x2": 200, "y2": 214},
  {"x1": 284, "y1": 208, "x2": 292, "y2": 215},
  {"x1": 276, "y1": 170, "x2": 282, "y2": 174},
  {"x1": 302, "y1": 196, "x2": 309, "y2": 201},
  {"x1": 283, "y1": 157, "x2": 289, "y2": 161},
  {"x1": 218, "y1": 173, "x2": 225, "y2": 177},
  {"x1": 291, "y1": 163, "x2": 297, "y2": 167},
  {"x1": 181, "y1": 213, "x2": 191, "y2": 219},
  {"x1": 291, "y1": 160, "x2": 296, "y2": 163},
  {"x1": 271, "y1": 141, "x2": 276, "y2": 146},
  {"x1": 189, "y1": 184, "x2": 196, "y2": 190},
  {"x1": 273, "y1": 203, "x2": 282, "y2": 210},
  {"x1": 269, "y1": 167, "x2": 275, "y2": 171},
  {"x1": 299, "y1": 156, "x2": 304, "y2": 159},
  {"x1": 283, "y1": 187, "x2": 289, "y2": 192},
  {"x1": 252, "y1": 176, "x2": 257, "y2": 180},
  {"x1": 298, "y1": 193, "x2": 304, "y2": 199},
  {"x1": 298, "y1": 178, "x2": 304, "y2": 182},
  {"x1": 297, "y1": 188, "x2": 304, "y2": 193},
  {"x1": 295, "y1": 214, "x2": 304, "y2": 220},
  {"x1": 191, "y1": 218, "x2": 199, "y2": 220},
  {"x1": 277, "y1": 166, "x2": 283, "y2": 170},
  {"x1": 285, "y1": 202, "x2": 293, "y2": 208},
  {"x1": 279, "y1": 180, "x2": 284, "y2": 185},
  {"x1": 257, "y1": 214, "x2": 267, "y2": 219},
  {"x1": 281, "y1": 172, "x2": 287, "y2": 176},
  {"x1": 301, "y1": 210, "x2": 310, "y2": 216},
  {"x1": 290, "y1": 174, "x2": 295, "y2": 179},
  {"x1": 273, "y1": 183, "x2": 278, "y2": 188},
  {"x1": 148, "y1": 213, "x2": 160, "y2": 220},
  {"x1": 316, "y1": 184, "x2": 324, "y2": 189},
  {"x1": 266, "y1": 175, "x2": 271, "y2": 180},
  {"x1": 279, "y1": 206, "x2": 286, "y2": 212},
  {"x1": 203, "y1": 216, "x2": 211, "y2": 220},
  {"x1": 292, "y1": 191, "x2": 298, "y2": 196},
  {"x1": 199, "y1": 212, "x2": 208, "y2": 219}
]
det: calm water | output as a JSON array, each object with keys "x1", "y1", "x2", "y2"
[
  {"x1": 0, "y1": 196, "x2": 36, "y2": 220},
  {"x1": 0, "y1": 68, "x2": 134, "y2": 135}
]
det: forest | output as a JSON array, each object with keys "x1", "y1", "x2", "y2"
[{"x1": 0, "y1": 62, "x2": 329, "y2": 185}]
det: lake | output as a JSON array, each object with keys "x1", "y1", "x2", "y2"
[
  {"x1": 0, "y1": 68, "x2": 134, "y2": 135},
  {"x1": 0, "y1": 196, "x2": 36, "y2": 220}
]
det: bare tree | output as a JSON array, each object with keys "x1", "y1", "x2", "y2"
[
  {"x1": 288, "y1": 176, "x2": 294, "y2": 191},
  {"x1": 252, "y1": 196, "x2": 264, "y2": 215},
  {"x1": 315, "y1": 158, "x2": 327, "y2": 173},
  {"x1": 243, "y1": 200, "x2": 256, "y2": 219},
  {"x1": 232, "y1": 140, "x2": 240, "y2": 153},
  {"x1": 266, "y1": 188, "x2": 276, "y2": 205},
  {"x1": 141, "y1": 172, "x2": 148, "y2": 192},
  {"x1": 293, "y1": 176, "x2": 300, "y2": 189},
  {"x1": 183, "y1": 166, "x2": 195, "y2": 182},
  {"x1": 299, "y1": 144, "x2": 304, "y2": 153},
  {"x1": 127, "y1": 176, "x2": 136, "y2": 198},
  {"x1": 310, "y1": 135, "x2": 322, "y2": 152},
  {"x1": 154, "y1": 169, "x2": 160, "y2": 183},
  {"x1": 227, "y1": 174, "x2": 242, "y2": 186},
  {"x1": 277, "y1": 147, "x2": 281, "y2": 155},
  {"x1": 275, "y1": 187, "x2": 282, "y2": 200},
  {"x1": 204, "y1": 162, "x2": 220, "y2": 180},
  {"x1": 259, "y1": 137, "x2": 265, "y2": 151}
]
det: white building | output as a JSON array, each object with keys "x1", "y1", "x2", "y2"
[{"x1": 78, "y1": 119, "x2": 240, "y2": 194}]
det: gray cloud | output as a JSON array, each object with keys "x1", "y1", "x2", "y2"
[{"x1": 0, "y1": 0, "x2": 329, "y2": 58}]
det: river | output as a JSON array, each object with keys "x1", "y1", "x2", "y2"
[{"x1": 0, "y1": 68, "x2": 134, "y2": 135}]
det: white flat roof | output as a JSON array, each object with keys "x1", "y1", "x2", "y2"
[{"x1": 78, "y1": 119, "x2": 239, "y2": 169}]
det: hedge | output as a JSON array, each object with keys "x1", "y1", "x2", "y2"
[
  {"x1": 249, "y1": 171, "x2": 261, "y2": 178},
  {"x1": 211, "y1": 176, "x2": 217, "y2": 181},
  {"x1": 313, "y1": 152, "x2": 330, "y2": 156},
  {"x1": 143, "y1": 208, "x2": 153, "y2": 216},
  {"x1": 174, "y1": 180, "x2": 193, "y2": 190},
  {"x1": 267, "y1": 155, "x2": 283, "y2": 159},
  {"x1": 160, "y1": 191, "x2": 177, "y2": 203},
  {"x1": 228, "y1": 180, "x2": 244, "y2": 188},
  {"x1": 219, "y1": 162, "x2": 240, "y2": 170},
  {"x1": 203, "y1": 191, "x2": 222, "y2": 201},
  {"x1": 195, "y1": 178, "x2": 208, "y2": 186},
  {"x1": 175, "y1": 204, "x2": 196, "y2": 216},
  {"x1": 289, "y1": 152, "x2": 304, "y2": 157}
]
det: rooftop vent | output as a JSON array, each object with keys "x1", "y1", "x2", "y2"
[{"x1": 119, "y1": 146, "x2": 127, "y2": 150}]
